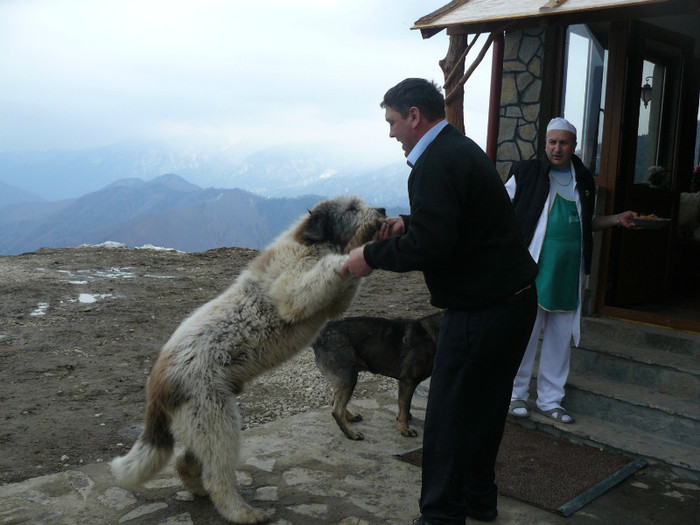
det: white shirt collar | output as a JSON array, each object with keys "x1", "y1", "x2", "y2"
[{"x1": 406, "y1": 119, "x2": 448, "y2": 168}]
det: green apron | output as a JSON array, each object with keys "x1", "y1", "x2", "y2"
[{"x1": 535, "y1": 191, "x2": 581, "y2": 312}]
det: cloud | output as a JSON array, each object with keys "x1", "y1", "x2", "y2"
[{"x1": 0, "y1": 0, "x2": 492, "y2": 160}]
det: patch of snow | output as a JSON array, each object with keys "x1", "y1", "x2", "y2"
[
  {"x1": 30, "y1": 302, "x2": 50, "y2": 316},
  {"x1": 74, "y1": 241, "x2": 181, "y2": 252},
  {"x1": 39, "y1": 264, "x2": 177, "y2": 281},
  {"x1": 78, "y1": 293, "x2": 114, "y2": 304},
  {"x1": 78, "y1": 241, "x2": 128, "y2": 249},
  {"x1": 95, "y1": 268, "x2": 136, "y2": 279},
  {"x1": 136, "y1": 244, "x2": 182, "y2": 252}
]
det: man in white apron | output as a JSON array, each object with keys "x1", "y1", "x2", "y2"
[{"x1": 505, "y1": 117, "x2": 637, "y2": 423}]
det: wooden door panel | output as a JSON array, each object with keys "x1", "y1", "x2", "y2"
[{"x1": 609, "y1": 26, "x2": 686, "y2": 307}]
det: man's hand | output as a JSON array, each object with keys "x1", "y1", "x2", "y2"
[
  {"x1": 593, "y1": 210, "x2": 639, "y2": 231},
  {"x1": 374, "y1": 216, "x2": 405, "y2": 241},
  {"x1": 616, "y1": 210, "x2": 638, "y2": 229},
  {"x1": 341, "y1": 247, "x2": 373, "y2": 277}
]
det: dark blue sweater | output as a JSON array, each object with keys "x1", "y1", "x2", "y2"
[{"x1": 364, "y1": 124, "x2": 537, "y2": 311}]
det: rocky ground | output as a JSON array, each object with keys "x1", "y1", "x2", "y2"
[{"x1": 0, "y1": 244, "x2": 436, "y2": 485}]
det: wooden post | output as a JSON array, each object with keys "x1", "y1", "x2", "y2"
[
  {"x1": 486, "y1": 31, "x2": 504, "y2": 162},
  {"x1": 440, "y1": 33, "x2": 467, "y2": 133}
]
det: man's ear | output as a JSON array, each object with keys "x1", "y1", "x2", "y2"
[{"x1": 408, "y1": 106, "x2": 421, "y2": 128}]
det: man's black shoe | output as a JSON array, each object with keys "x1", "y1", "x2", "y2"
[
  {"x1": 412, "y1": 509, "x2": 497, "y2": 525},
  {"x1": 465, "y1": 505, "x2": 498, "y2": 522},
  {"x1": 412, "y1": 517, "x2": 466, "y2": 525}
]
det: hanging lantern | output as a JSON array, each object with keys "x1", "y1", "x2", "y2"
[{"x1": 641, "y1": 76, "x2": 653, "y2": 109}]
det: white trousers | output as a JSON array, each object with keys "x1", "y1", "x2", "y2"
[{"x1": 511, "y1": 306, "x2": 575, "y2": 411}]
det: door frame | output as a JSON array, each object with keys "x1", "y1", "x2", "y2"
[{"x1": 595, "y1": 20, "x2": 700, "y2": 332}]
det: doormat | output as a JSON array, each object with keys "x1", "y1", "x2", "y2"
[{"x1": 396, "y1": 422, "x2": 646, "y2": 516}]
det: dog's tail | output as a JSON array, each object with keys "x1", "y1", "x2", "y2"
[
  {"x1": 111, "y1": 356, "x2": 179, "y2": 487},
  {"x1": 110, "y1": 432, "x2": 173, "y2": 488}
]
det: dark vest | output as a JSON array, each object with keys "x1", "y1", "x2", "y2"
[{"x1": 507, "y1": 155, "x2": 596, "y2": 274}]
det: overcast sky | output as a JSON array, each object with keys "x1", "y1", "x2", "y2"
[{"x1": 0, "y1": 0, "x2": 493, "y2": 164}]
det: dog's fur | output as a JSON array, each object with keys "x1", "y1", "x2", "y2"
[
  {"x1": 110, "y1": 195, "x2": 385, "y2": 524},
  {"x1": 313, "y1": 311, "x2": 444, "y2": 440}
]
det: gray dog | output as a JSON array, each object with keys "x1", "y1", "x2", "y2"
[{"x1": 313, "y1": 311, "x2": 444, "y2": 440}]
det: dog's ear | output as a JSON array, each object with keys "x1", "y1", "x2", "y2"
[{"x1": 299, "y1": 207, "x2": 330, "y2": 245}]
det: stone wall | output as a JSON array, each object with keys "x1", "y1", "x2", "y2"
[{"x1": 496, "y1": 28, "x2": 546, "y2": 180}]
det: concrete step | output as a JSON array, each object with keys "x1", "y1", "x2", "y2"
[
  {"x1": 570, "y1": 344, "x2": 700, "y2": 400},
  {"x1": 564, "y1": 371, "x2": 700, "y2": 448},
  {"x1": 580, "y1": 317, "x2": 700, "y2": 360},
  {"x1": 577, "y1": 318, "x2": 700, "y2": 400},
  {"x1": 521, "y1": 371, "x2": 700, "y2": 472},
  {"x1": 524, "y1": 317, "x2": 700, "y2": 476}
]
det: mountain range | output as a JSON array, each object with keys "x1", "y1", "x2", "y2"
[
  {"x1": 0, "y1": 141, "x2": 408, "y2": 255},
  {"x1": 0, "y1": 141, "x2": 410, "y2": 206}
]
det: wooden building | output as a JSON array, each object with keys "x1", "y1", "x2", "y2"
[{"x1": 413, "y1": 0, "x2": 700, "y2": 332}]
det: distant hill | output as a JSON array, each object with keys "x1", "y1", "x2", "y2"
[
  {"x1": 0, "y1": 174, "x2": 406, "y2": 255},
  {"x1": 0, "y1": 181, "x2": 44, "y2": 207},
  {"x1": 0, "y1": 141, "x2": 410, "y2": 208}
]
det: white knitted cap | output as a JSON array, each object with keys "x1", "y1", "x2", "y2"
[{"x1": 547, "y1": 117, "x2": 577, "y2": 137}]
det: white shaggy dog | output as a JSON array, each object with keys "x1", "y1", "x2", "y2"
[{"x1": 111, "y1": 195, "x2": 386, "y2": 523}]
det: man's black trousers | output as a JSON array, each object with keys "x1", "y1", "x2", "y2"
[{"x1": 419, "y1": 286, "x2": 537, "y2": 524}]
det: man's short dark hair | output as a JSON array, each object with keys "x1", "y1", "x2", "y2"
[{"x1": 380, "y1": 78, "x2": 446, "y2": 121}]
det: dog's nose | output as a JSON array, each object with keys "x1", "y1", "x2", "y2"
[{"x1": 375, "y1": 207, "x2": 386, "y2": 217}]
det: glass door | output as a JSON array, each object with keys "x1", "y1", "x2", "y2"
[{"x1": 610, "y1": 28, "x2": 691, "y2": 311}]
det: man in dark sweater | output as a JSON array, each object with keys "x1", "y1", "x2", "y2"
[{"x1": 342, "y1": 78, "x2": 538, "y2": 524}]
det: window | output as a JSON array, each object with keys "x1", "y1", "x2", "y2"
[
  {"x1": 562, "y1": 25, "x2": 607, "y2": 175},
  {"x1": 635, "y1": 60, "x2": 668, "y2": 185}
]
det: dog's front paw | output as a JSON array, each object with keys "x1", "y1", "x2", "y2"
[
  {"x1": 333, "y1": 255, "x2": 349, "y2": 276},
  {"x1": 401, "y1": 427, "x2": 419, "y2": 438}
]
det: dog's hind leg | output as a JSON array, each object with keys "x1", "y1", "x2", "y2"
[
  {"x1": 332, "y1": 386, "x2": 364, "y2": 440},
  {"x1": 175, "y1": 449, "x2": 207, "y2": 497},
  {"x1": 173, "y1": 397, "x2": 270, "y2": 524},
  {"x1": 397, "y1": 379, "x2": 420, "y2": 437}
]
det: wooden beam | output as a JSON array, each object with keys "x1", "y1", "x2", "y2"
[
  {"x1": 419, "y1": 27, "x2": 446, "y2": 39},
  {"x1": 414, "y1": 0, "x2": 468, "y2": 28},
  {"x1": 486, "y1": 31, "x2": 504, "y2": 162},
  {"x1": 440, "y1": 34, "x2": 468, "y2": 132},
  {"x1": 444, "y1": 32, "x2": 496, "y2": 106},
  {"x1": 538, "y1": 26, "x2": 567, "y2": 153},
  {"x1": 540, "y1": 0, "x2": 568, "y2": 10},
  {"x1": 443, "y1": 33, "x2": 481, "y2": 88}
]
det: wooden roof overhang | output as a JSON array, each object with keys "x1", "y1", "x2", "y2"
[
  {"x1": 411, "y1": 0, "x2": 699, "y2": 156},
  {"x1": 413, "y1": 0, "x2": 698, "y2": 37}
]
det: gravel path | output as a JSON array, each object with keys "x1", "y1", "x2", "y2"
[{"x1": 0, "y1": 244, "x2": 436, "y2": 483}]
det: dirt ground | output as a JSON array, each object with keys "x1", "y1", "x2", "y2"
[{"x1": 0, "y1": 244, "x2": 436, "y2": 485}]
